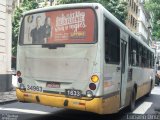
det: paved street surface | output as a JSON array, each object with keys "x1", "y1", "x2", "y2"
[{"x1": 0, "y1": 86, "x2": 160, "y2": 120}]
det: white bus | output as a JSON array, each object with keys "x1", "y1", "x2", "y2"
[{"x1": 16, "y1": 3, "x2": 155, "y2": 114}]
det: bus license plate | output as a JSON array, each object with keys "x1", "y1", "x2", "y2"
[
  {"x1": 46, "y1": 82, "x2": 60, "y2": 88},
  {"x1": 65, "y1": 89, "x2": 81, "y2": 97}
]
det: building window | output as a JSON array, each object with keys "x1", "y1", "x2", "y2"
[
  {"x1": 135, "y1": 20, "x2": 137, "y2": 28},
  {"x1": 128, "y1": 14, "x2": 131, "y2": 23},
  {"x1": 130, "y1": 0, "x2": 132, "y2": 6},
  {"x1": 131, "y1": 0, "x2": 134, "y2": 9},
  {"x1": 138, "y1": 9, "x2": 140, "y2": 16},
  {"x1": 131, "y1": 15, "x2": 133, "y2": 25},
  {"x1": 134, "y1": 3, "x2": 136, "y2": 12},
  {"x1": 133, "y1": 18, "x2": 135, "y2": 27},
  {"x1": 136, "y1": 6, "x2": 138, "y2": 14}
]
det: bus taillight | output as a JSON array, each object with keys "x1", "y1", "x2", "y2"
[
  {"x1": 91, "y1": 75, "x2": 99, "y2": 83},
  {"x1": 89, "y1": 83, "x2": 96, "y2": 90},
  {"x1": 18, "y1": 77, "x2": 22, "y2": 83},
  {"x1": 17, "y1": 71, "x2": 21, "y2": 77}
]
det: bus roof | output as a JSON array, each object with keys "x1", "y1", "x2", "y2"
[
  {"x1": 23, "y1": 3, "x2": 99, "y2": 15},
  {"x1": 22, "y1": 3, "x2": 154, "y2": 53}
]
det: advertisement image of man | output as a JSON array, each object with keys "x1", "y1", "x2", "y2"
[
  {"x1": 31, "y1": 16, "x2": 45, "y2": 44},
  {"x1": 42, "y1": 17, "x2": 51, "y2": 43}
]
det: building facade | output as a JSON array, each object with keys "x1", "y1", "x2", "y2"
[
  {"x1": 124, "y1": 0, "x2": 152, "y2": 46},
  {"x1": 0, "y1": 0, "x2": 13, "y2": 91}
]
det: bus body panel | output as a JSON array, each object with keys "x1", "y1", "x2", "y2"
[
  {"x1": 17, "y1": 44, "x2": 102, "y2": 95},
  {"x1": 16, "y1": 88, "x2": 121, "y2": 114}
]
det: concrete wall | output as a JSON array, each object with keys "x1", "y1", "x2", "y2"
[
  {"x1": 0, "y1": 0, "x2": 13, "y2": 92},
  {"x1": 0, "y1": 74, "x2": 12, "y2": 92}
]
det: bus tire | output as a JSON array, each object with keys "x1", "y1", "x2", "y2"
[
  {"x1": 129, "y1": 87, "x2": 136, "y2": 112},
  {"x1": 146, "y1": 81, "x2": 152, "y2": 97}
]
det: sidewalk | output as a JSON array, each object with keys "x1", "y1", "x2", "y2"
[
  {"x1": 0, "y1": 90, "x2": 17, "y2": 104},
  {"x1": 0, "y1": 75, "x2": 18, "y2": 104}
]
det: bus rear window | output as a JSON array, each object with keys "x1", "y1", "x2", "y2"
[{"x1": 20, "y1": 8, "x2": 96, "y2": 45}]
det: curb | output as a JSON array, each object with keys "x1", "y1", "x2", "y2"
[
  {"x1": 0, "y1": 99, "x2": 18, "y2": 105},
  {"x1": 0, "y1": 90, "x2": 17, "y2": 105}
]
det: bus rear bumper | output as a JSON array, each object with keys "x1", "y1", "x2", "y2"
[{"x1": 16, "y1": 88, "x2": 104, "y2": 114}]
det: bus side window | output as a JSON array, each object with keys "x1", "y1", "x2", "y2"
[
  {"x1": 139, "y1": 45, "x2": 142, "y2": 67},
  {"x1": 104, "y1": 19, "x2": 110, "y2": 62},
  {"x1": 132, "y1": 50, "x2": 137, "y2": 66},
  {"x1": 104, "y1": 17, "x2": 120, "y2": 64},
  {"x1": 130, "y1": 37, "x2": 137, "y2": 66}
]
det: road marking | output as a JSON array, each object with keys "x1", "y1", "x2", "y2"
[
  {"x1": 151, "y1": 87, "x2": 160, "y2": 95},
  {"x1": 0, "y1": 107, "x2": 50, "y2": 114},
  {"x1": 133, "y1": 102, "x2": 152, "y2": 114}
]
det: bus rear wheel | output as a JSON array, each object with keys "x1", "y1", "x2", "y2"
[
  {"x1": 146, "y1": 81, "x2": 152, "y2": 97},
  {"x1": 129, "y1": 88, "x2": 136, "y2": 112}
]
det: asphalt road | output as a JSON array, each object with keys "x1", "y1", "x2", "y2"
[{"x1": 0, "y1": 86, "x2": 160, "y2": 120}]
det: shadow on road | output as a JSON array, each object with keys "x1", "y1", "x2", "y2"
[
  {"x1": 29, "y1": 106, "x2": 131, "y2": 120},
  {"x1": 25, "y1": 86, "x2": 160, "y2": 120}
]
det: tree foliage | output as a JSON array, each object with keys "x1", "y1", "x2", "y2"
[
  {"x1": 57, "y1": 0, "x2": 127, "y2": 23},
  {"x1": 12, "y1": 0, "x2": 38, "y2": 56},
  {"x1": 145, "y1": 0, "x2": 160, "y2": 40}
]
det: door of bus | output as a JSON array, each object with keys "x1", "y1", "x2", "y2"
[{"x1": 120, "y1": 32, "x2": 128, "y2": 108}]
